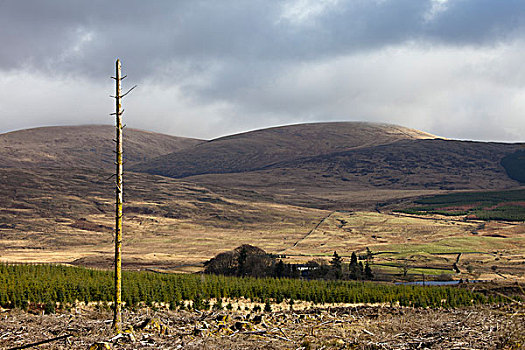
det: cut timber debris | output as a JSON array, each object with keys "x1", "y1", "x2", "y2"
[
  {"x1": 0, "y1": 304, "x2": 523, "y2": 349},
  {"x1": 89, "y1": 342, "x2": 112, "y2": 350},
  {"x1": 137, "y1": 317, "x2": 169, "y2": 335},
  {"x1": 7, "y1": 334, "x2": 72, "y2": 350}
]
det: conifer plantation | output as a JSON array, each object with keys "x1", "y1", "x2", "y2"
[{"x1": 0, "y1": 263, "x2": 509, "y2": 311}]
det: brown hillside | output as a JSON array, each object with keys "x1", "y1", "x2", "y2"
[
  {"x1": 185, "y1": 139, "x2": 521, "y2": 209},
  {"x1": 1, "y1": 167, "x2": 523, "y2": 282},
  {"x1": 0, "y1": 167, "x2": 327, "y2": 267},
  {"x1": 131, "y1": 122, "x2": 436, "y2": 177},
  {"x1": 0, "y1": 125, "x2": 203, "y2": 169},
  {"x1": 268, "y1": 138, "x2": 520, "y2": 190}
]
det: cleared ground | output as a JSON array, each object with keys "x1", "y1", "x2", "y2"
[{"x1": 1, "y1": 303, "x2": 523, "y2": 349}]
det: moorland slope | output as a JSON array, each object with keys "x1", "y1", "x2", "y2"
[
  {"x1": 0, "y1": 122, "x2": 523, "y2": 279},
  {"x1": 128, "y1": 122, "x2": 521, "y2": 207},
  {"x1": 0, "y1": 125, "x2": 202, "y2": 169},
  {"x1": 130, "y1": 122, "x2": 436, "y2": 177}
]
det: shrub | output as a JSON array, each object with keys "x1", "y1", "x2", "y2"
[{"x1": 44, "y1": 301, "x2": 55, "y2": 314}]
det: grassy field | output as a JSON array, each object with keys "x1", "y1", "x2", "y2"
[{"x1": 278, "y1": 210, "x2": 524, "y2": 281}]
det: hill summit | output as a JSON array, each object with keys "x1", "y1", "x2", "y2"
[
  {"x1": 0, "y1": 122, "x2": 520, "y2": 205},
  {"x1": 0, "y1": 125, "x2": 202, "y2": 169},
  {"x1": 131, "y1": 122, "x2": 436, "y2": 178}
]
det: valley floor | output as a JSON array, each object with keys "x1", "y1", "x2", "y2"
[
  {"x1": 1, "y1": 304, "x2": 523, "y2": 349},
  {"x1": 1, "y1": 167, "x2": 523, "y2": 283}
]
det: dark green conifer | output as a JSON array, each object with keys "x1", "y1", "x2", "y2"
[
  {"x1": 330, "y1": 251, "x2": 343, "y2": 279},
  {"x1": 364, "y1": 262, "x2": 374, "y2": 280}
]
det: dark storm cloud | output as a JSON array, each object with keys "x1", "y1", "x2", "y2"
[
  {"x1": 425, "y1": 0, "x2": 525, "y2": 44},
  {"x1": 0, "y1": 1, "x2": 281, "y2": 79},
  {"x1": 1, "y1": 0, "x2": 523, "y2": 79}
]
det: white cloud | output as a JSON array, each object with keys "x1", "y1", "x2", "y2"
[
  {"x1": 424, "y1": 0, "x2": 450, "y2": 23},
  {"x1": 2, "y1": 39, "x2": 525, "y2": 142},
  {"x1": 219, "y1": 40, "x2": 525, "y2": 142},
  {"x1": 125, "y1": 81, "x2": 237, "y2": 139},
  {"x1": 279, "y1": 0, "x2": 342, "y2": 25},
  {"x1": 0, "y1": 69, "x2": 236, "y2": 140}
]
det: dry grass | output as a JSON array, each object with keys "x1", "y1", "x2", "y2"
[{"x1": 0, "y1": 167, "x2": 523, "y2": 281}]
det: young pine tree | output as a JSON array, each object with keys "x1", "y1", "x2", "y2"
[{"x1": 330, "y1": 251, "x2": 343, "y2": 279}]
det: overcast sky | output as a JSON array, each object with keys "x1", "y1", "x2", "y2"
[{"x1": 1, "y1": 0, "x2": 525, "y2": 141}]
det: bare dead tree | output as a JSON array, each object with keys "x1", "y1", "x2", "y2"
[{"x1": 110, "y1": 59, "x2": 136, "y2": 333}]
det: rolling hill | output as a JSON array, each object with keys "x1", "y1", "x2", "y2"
[
  {"x1": 0, "y1": 122, "x2": 523, "y2": 278},
  {"x1": 229, "y1": 138, "x2": 519, "y2": 190},
  {"x1": 0, "y1": 166, "x2": 327, "y2": 268},
  {"x1": 1, "y1": 122, "x2": 520, "y2": 209},
  {"x1": 130, "y1": 122, "x2": 436, "y2": 177},
  {"x1": 129, "y1": 122, "x2": 522, "y2": 208},
  {"x1": 0, "y1": 122, "x2": 521, "y2": 209},
  {"x1": 0, "y1": 125, "x2": 203, "y2": 169}
]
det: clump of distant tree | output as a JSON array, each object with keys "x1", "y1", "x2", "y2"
[
  {"x1": 204, "y1": 245, "x2": 275, "y2": 277},
  {"x1": 303, "y1": 251, "x2": 373, "y2": 280},
  {"x1": 347, "y1": 251, "x2": 374, "y2": 280},
  {"x1": 204, "y1": 245, "x2": 374, "y2": 281},
  {"x1": 203, "y1": 244, "x2": 301, "y2": 278}
]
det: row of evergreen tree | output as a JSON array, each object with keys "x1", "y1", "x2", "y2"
[{"x1": 0, "y1": 263, "x2": 508, "y2": 310}]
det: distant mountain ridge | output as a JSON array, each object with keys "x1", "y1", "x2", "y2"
[
  {"x1": 0, "y1": 122, "x2": 521, "y2": 196},
  {"x1": 127, "y1": 121, "x2": 522, "y2": 197},
  {"x1": 250, "y1": 138, "x2": 518, "y2": 190},
  {"x1": 0, "y1": 125, "x2": 203, "y2": 169},
  {"x1": 131, "y1": 122, "x2": 436, "y2": 178}
]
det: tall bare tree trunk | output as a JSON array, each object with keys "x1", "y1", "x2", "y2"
[{"x1": 112, "y1": 59, "x2": 123, "y2": 333}]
